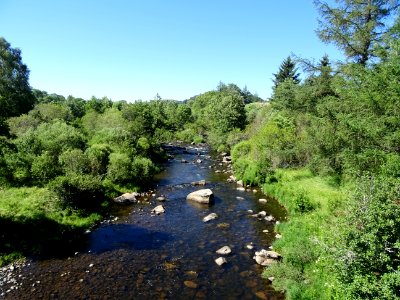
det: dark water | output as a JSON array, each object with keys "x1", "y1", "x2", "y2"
[{"x1": 3, "y1": 145, "x2": 286, "y2": 300}]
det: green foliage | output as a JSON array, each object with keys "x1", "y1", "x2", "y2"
[
  {"x1": 49, "y1": 174, "x2": 104, "y2": 211},
  {"x1": 131, "y1": 156, "x2": 156, "y2": 184},
  {"x1": 59, "y1": 149, "x2": 90, "y2": 175},
  {"x1": 0, "y1": 37, "x2": 35, "y2": 121},
  {"x1": 30, "y1": 103, "x2": 72, "y2": 123},
  {"x1": 85, "y1": 144, "x2": 111, "y2": 176},
  {"x1": 106, "y1": 152, "x2": 132, "y2": 184},
  {"x1": 315, "y1": 0, "x2": 399, "y2": 65},
  {"x1": 293, "y1": 190, "x2": 316, "y2": 213},
  {"x1": 273, "y1": 56, "x2": 300, "y2": 88},
  {"x1": 31, "y1": 151, "x2": 59, "y2": 183},
  {"x1": 334, "y1": 176, "x2": 400, "y2": 299}
]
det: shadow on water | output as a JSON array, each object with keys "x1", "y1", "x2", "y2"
[
  {"x1": 0, "y1": 216, "x2": 88, "y2": 260},
  {"x1": 87, "y1": 224, "x2": 173, "y2": 253}
]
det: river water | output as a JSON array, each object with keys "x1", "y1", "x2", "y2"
[{"x1": 3, "y1": 144, "x2": 286, "y2": 299}]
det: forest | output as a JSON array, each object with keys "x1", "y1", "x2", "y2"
[{"x1": 1, "y1": 1, "x2": 399, "y2": 299}]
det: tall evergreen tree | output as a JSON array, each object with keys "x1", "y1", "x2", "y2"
[
  {"x1": 315, "y1": 0, "x2": 400, "y2": 65},
  {"x1": 272, "y1": 56, "x2": 300, "y2": 88}
]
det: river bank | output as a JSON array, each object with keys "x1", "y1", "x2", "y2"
[{"x1": 1, "y1": 144, "x2": 286, "y2": 299}]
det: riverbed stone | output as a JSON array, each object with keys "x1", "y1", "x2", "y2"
[
  {"x1": 258, "y1": 198, "x2": 267, "y2": 203},
  {"x1": 156, "y1": 196, "x2": 166, "y2": 202},
  {"x1": 265, "y1": 215, "x2": 275, "y2": 222},
  {"x1": 203, "y1": 213, "x2": 218, "y2": 222},
  {"x1": 253, "y1": 249, "x2": 281, "y2": 266},
  {"x1": 191, "y1": 180, "x2": 206, "y2": 186},
  {"x1": 184, "y1": 280, "x2": 198, "y2": 289},
  {"x1": 113, "y1": 192, "x2": 139, "y2": 204},
  {"x1": 215, "y1": 257, "x2": 227, "y2": 266},
  {"x1": 187, "y1": 189, "x2": 214, "y2": 204},
  {"x1": 216, "y1": 246, "x2": 232, "y2": 255},
  {"x1": 151, "y1": 205, "x2": 165, "y2": 215}
]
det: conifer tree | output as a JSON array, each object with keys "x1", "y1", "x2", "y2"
[
  {"x1": 315, "y1": 0, "x2": 400, "y2": 65},
  {"x1": 272, "y1": 56, "x2": 300, "y2": 88}
]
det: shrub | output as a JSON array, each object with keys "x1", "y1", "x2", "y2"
[
  {"x1": 293, "y1": 190, "x2": 316, "y2": 213},
  {"x1": 49, "y1": 174, "x2": 104, "y2": 211},
  {"x1": 106, "y1": 152, "x2": 132, "y2": 183},
  {"x1": 85, "y1": 144, "x2": 111, "y2": 176},
  {"x1": 31, "y1": 152, "x2": 59, "y2": 183},
  {"x1": 59, "y1": 149, "x2": 90, "y2": 175}
]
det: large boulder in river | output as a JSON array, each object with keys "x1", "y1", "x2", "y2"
[
  {"x1": 113, "y1": 192, "x2": 139, "y2": 204},
  {"x1": 186, "y1": 189, "x2": 214, "y2": 204}
]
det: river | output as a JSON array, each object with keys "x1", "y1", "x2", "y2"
[{"x1": 2, "y1": 144, "x2": 286, "y2": 300}]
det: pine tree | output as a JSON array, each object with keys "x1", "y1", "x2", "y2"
[
  {"x1": 272, "y1": 56, "x2": 300, "y2": 88},
  {"x1": 315, "y1": 0, "x2": 400, "y2": 65}
]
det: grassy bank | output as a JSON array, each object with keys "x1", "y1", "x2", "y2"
[
  {"x1": 0, "y1": 187, "x2": 101, "y2": 266},
  {"x1": 261, "y1": 168, "x2": 349, "y2": 299}
]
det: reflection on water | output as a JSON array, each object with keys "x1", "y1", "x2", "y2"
[{"x1": 4, "y1": 145, "x2": 286, "y2": 300}]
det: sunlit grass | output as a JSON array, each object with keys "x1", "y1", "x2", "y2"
[{"x1": 262, "y1": 168, "x2": 348, "y2": 299}]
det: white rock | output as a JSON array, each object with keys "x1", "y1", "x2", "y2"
[
  {"x1": 258, "y1": 198, "x2": 267, "y2": 203},
  {"x1": 246, "y1": 244, "x2": 254, "y2": 250},
  {"x1": 151, "y1": 205, "x2": 165, "y2": 215},
  {"x1": 203, "y1": 213, "x2": 218, "y2": 222},
  {"x1": 265, "y1": 215, "x2": 275, "y2": 222},
  {"x1": 236, "y1": 187, "x2": 245, "y2": 191},
  {"x1": 113, "y1": 192, "x2": 139, "y2": 204},
  {"x1": 215, "y1": 257, "x2": 227, "y2": 266},
  {"x1": 216, "y1": 246, "x2": 232, "y2": 255},
  {"x1": 236, "y1": 180, "x2": 243, "y2": 186},
  {"x1": 156, "y1": 196, "x2": 166, "y2": 202},
  {"x1": 187, "y1": 189, "x2": 214, "y2": 204},
  {"x1": 257, "y1": 211, "x2": 267, "y2": 218}
]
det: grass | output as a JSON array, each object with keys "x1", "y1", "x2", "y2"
[
  {"x1": 262, "y1": 168, "x2": 349, "y2": 300},
  {"x1": 0, "y1": 186, "x2": 101, "y2": 266}
]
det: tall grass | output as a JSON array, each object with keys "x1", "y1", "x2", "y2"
[{"x1": 262, "y1": 168, "x2": 349, "y2": 299}]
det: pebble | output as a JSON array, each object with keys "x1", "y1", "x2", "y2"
[
  {"x1": 216, "y1": 246, "x2": 232, "y2": 255},
  {"x1": 184, "y1": 280, "x2": 198, "y2": 289},
  {"x1": 215, "y1": 257, "x2": 227, "y2": 266}
]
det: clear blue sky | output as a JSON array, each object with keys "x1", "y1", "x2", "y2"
[{"x1": 0, "y1": 0, "x2": 342, "y2": 101}]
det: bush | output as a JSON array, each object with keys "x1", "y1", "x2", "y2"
[
  {"x1": 293, "y1": 190, "x2": 316, "y2": 213},
  {"x1": 85, "y1": 144, "x2": 111, "y2": 176},
  {"x1": 106, "y1": 152, "x2": 132, "y2": 183},
  {"x1": 59, "y1": 149, "x2": 89, "y2": 175},
  {"x1": 31, "y1": 152, "x2": 59, "y2": 183},
  {"x1": 49, "y1": 174, "x2": 104, "y2": 211},
  {"x1": 131, "y1": 156, "x2": 156, "y2": 184}
]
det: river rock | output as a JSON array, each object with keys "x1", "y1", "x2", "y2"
[
  {"x1": 227, "y1": 175, "x2": 236, "y2": 183},
  {"x1": 216, "y1": 246, "x2": 232, "y2": 255},
  {"x1": 265, "y1": 215, "x2": 275, "y2": 222},
  {"x1": 156, "y1": 196, "x2": 166, "y2": 202},
  {"x1": 258, "y1": 198, "x2": 267, "y2": 203},
  {"x1": 236, "y1": 180, "x2": 243, "y2": 186},
  {"x1": 151, "y1": 205, "x2": 165, "y2": 215},
  {"x1": 184, "y1": 280, "x2": 198, "y2": 289},
  {"x1": 187, "y1": 189, "x2": 214, "y2": 204},
  {"x1": 222, "y1": 156, "x2": 232, "y2": 163},
  {"x1": 191, "y1": 180, "x2": 206, "y2": 186},
  {"x1": 203, "y1": 213, "x2": 218, "y2": 222},
  {"x1": 253, "y1": 249, "x2": 281, "y2": 266},
  {"x1": 113, "y1": 192, "x2": 139, "y2": 204},
  {"x1": 215, "y1": 257, "x2": 227, "y2": 266},
  {"x1": 246, "y1": 243, "x2": 254, "y2": 250},
  {"x1": 236, "y1": 187, "x2": 245, "y2": 191}
]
